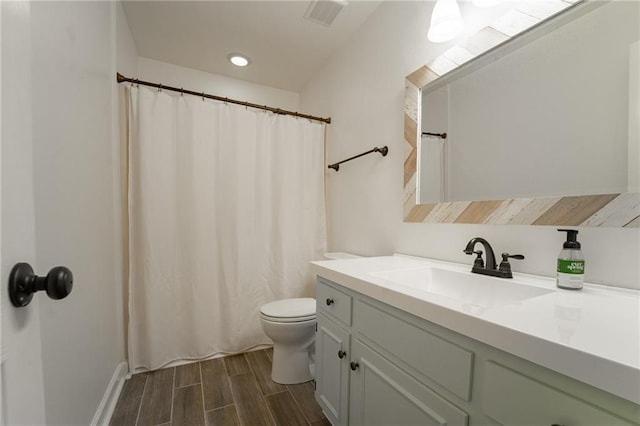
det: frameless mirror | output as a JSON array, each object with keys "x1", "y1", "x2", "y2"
[{"x1": 404, "y1": 0, "x2": 640, "y2": 227}]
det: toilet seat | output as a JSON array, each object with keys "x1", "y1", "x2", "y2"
[{"x1": 260, "y1": 298, "x2": 316, "y2": 323}]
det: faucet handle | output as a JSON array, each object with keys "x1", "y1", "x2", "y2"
[
  {"x1": 498, "y1": 253, "x2": 525, "y2": 277},
  {"x1": 501, "y1": 253, "x2": 524, "y2": 261}
]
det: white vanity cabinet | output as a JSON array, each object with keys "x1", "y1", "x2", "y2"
[
  {"x1": 315, "y1": 276, "x2": 640, "y2": 426},
  {"x1": 315, "y1": 280, "x2": 353, "y2": 426}
]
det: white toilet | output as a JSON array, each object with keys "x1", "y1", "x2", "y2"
[
  {"x1": 260, "y1": 297, "x2": 317, "y2": 384},
  {"x1": 259, "y1": 253, "x2": 360, "y2": 384}
]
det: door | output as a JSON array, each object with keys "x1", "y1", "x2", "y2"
[{"x1": 1, "y1": 2, "x2": 48, "y2": 424}]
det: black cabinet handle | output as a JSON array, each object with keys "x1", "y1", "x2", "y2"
[
  {"x1": 338, "y1": 350, "x2": 347, "y2": 359},
  {"x1": 350, "y1": 362, "x2": 359, "y2": 371},
  {"x1": 326, "y1": 298, "x2": 334, "y2": 306},
  {"x1": 9, "y1": 263, "x2": 73, "y2": 307}
]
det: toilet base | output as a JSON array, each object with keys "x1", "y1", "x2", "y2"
[{"x1": 271, "y1": 345, "x2": 313, "y2": 384}]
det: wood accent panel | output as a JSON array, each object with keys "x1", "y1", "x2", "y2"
[
  {"x1": 229, "y1": 374, "x2": 276, "y2": 426},
  {"x1": 265, "y1": 391, "x2": 309, "y2": 426},
  {"x1": 201, "y1": 358, "x2": 234, "y2": 411},
  {"x1": 625, "y1": 215, "x2": 640, "y2": 228},
  {"x1": 405, "y1": 203, "x2": 436, "y2": 223},
  {"x1": 461, "y1": 26, "x2": 510, "y2": 56},
  {"x1": 109, "y1": 373, "x2": 148, "y2": 426},
  {"x1": 406, "y1": 66, "x2": 439, "y2": 89},
  {"x1": 137, "y1": 368, "x2": 175, "y2": 426},
  {"x1": 533, "y1": 194, "x2": 618, "y2": 226},
  {"x1": 426, "y1": 201, "x2": 471, "y2": 223},
  {"x1": 172, "y1": 385, "x2": 205, "y2": 426},
  {"x1": 404, "y1": 113, "x2": 417, "y2": 149},
  {"x1": 287, "y1": 382, "x2": 326, "y2": 423},
  {"x1": 402, "y1": 1, "x2": 637, "y2": 228},
  {"x1": 581, "y1": 193, "x2": 640, "y2": 227},
  {"x1": 205, "y1": 405, "x2": 240, "y2": 426},
  {"x1": 484, "y1": 198, "x2": 535, "y2": 225},
  {"x1": 404, "y1": 147, "x2": 417, "y2": 187},
  {"x1": 502, "y1": 197, "x2": 561, "y2": 225},
  {"x1": 245, "y1": 350, "x2": 287, "y2": 396},
  {"x1": 455, "y1": 200, "x2": 504, "y2": 224},
  {"x1": 176, "y1": 362, "x2": 201, "y2": 388}
]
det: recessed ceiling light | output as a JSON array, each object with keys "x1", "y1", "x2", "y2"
[{"x1": 228, "y1": 54, "x2": 250, "y2": 67}]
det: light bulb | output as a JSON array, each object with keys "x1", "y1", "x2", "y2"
[
  {"x1": 228, "y1": 54, "x2": 250, "y2": 67},
  {"x1": 428, "y1": 0, "x2": 465, "y2": 43}
]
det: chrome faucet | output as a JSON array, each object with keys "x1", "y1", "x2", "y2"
[{"x1": 463, "y1": 237, "x2": 524, "y2": 278}]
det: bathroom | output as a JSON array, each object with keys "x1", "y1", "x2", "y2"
[{"x1": 1, "y1": 0, "x2": 638, "y2": 425}]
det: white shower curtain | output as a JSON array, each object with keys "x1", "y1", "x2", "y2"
[{"x1": 125, "y1": 86, "x2": 327, "y2": 371}]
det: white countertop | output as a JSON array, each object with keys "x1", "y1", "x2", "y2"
[{"x1": 311, "y1": 254, "x2": 640, "y2": 405}]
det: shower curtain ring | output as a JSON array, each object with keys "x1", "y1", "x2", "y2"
[
  {"x1": 158, "y1": 84, "x2": 162, "y2": 92},
  {"x1": 180, "y1": 88, "x2": 184, "y2": 96},
  {"x1": 202, "y1": 92, "x2": 205, "y2": 101}
]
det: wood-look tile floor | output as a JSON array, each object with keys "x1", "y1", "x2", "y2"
[{"x1": 110, "y1": 348, "x2": 330, "y2": 426}]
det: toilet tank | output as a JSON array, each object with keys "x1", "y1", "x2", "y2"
[{"x1": 323, "y1": 252, "x2": 361, "y2": 260}]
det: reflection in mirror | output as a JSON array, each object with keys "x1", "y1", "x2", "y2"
[
  {"x1": 418, "y1": 1, "x2": 639, "y2": 204},
  {"x1": 404, "y1": 0, "x2": 640, "y2": 227}
]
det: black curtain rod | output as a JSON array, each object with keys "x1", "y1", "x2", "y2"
[
  {"x1": 328, "y1": 146, "x2": 388, "y2": 171},
  {"x1": 422, "y1": 131, "x2": 447, "y2": 139},
  {"x1": 116, "y1": 73, "x2": 331, "y2": 124}
]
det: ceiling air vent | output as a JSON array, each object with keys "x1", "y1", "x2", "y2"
[{"x1": 304, "y1": 0, "x2": 348, "y2": 27}]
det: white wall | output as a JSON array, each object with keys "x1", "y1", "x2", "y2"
[
  {"x1": 629, "y1": 40, "x2": 640, "y2": 193},
  {"x1": 301, "y1": 1, "x2": 640, "y2": 290},
  {"x1": 138, "y1": 57, "x2": 300, "y2": 111},
  {"x1": 1, "y1": 2, "x2": 47, "y2": 424},
  {"x1": 116, "y1": 2, "x2": 139, "y2": 78}
]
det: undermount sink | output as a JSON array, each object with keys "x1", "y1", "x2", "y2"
[{"x1": 370, "y1": 266, "x2": 553, "y2": 309}]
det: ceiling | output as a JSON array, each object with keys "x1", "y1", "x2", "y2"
[{"x1": 121, "y1": 1, "x2": 383, "y2": 92}]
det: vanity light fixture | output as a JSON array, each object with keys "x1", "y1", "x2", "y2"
[
  {"x1": 427, "y1": 0, "x2": 465, "y2": 43},
  {"x1": 228, "y1": 53, "x2": 250, "y2": 67}
]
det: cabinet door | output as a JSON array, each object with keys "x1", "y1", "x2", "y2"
[
  {"x1": 349, "y1": 340, "x2": 468, "y2": 426},
  {"x1": 483, "y1": 362, "x2": 638, "y2": 426},
  {"x1": 316, "y1": 314, "x2": 351, "y2": 426}
]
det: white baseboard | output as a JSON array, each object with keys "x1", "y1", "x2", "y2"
[{"x1": 91, "y1": 361, "x2": 128, "y2": 426}]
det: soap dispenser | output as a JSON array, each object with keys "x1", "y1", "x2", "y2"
[{"x1": 557, "y1": 229, "x2": 584, "y2": 290}]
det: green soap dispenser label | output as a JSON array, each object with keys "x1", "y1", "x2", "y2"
[{"x1": 557, "y1": 260, "x2": 585, "y2": 274}]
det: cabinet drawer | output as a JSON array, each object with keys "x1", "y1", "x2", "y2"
[
  {"x1": 317, "y1": 279, "x2": 352, "y2": 326},
  {"x1": 354, "y1": 300, "x2": 473, "y2": 401},
  {"x1": 483, "y1": 361, "x2": 636, "y2": 425}
]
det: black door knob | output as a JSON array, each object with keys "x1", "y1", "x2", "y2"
[
  {"x1": 325, "y1": 298, "x2": 334, "y2": 306},
  {"x1": 338, "y1": 350, "x2": 347, "y2": 359},
  {"x1": 9, "y1": 263, "x2": 73, "y2": 307},
  {"x1": 350, "y1": 362, "x2": 359, "y2": 371}
]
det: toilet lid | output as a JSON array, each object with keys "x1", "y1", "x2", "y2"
[{"x1": 260, "y1": 298, "x2": 316, "y2": 321}]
